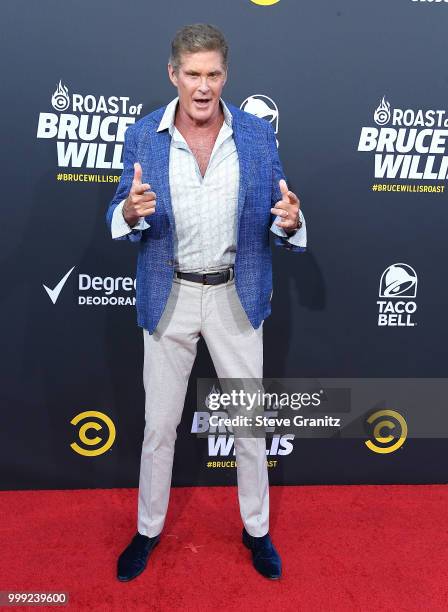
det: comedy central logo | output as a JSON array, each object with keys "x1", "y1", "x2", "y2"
[
  {"x1": 37, "y1": 79, "x2": 143, "y2": 170},
  {"x1": 365, "y1": 409, "x2": 408, "y2": 454},
  {"x1": 70, "y1": 410, "x2": 116, "y2": 456},
  {"x1": 240, "y1": 94, "x2": 279, "y2": 147},
  {"x1": 377, "y1": 263, "x2": 417, "y2": 327}
]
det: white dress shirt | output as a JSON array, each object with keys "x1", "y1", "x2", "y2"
[{"x1": 111, "y1": 96, "x2": 306, "y2": 269}]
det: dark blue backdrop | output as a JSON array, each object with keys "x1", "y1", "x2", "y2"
[{"x1": 1, "y1": 0, "x2": 447, "y2": 489}]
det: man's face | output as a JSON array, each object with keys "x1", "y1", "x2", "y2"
[{"x1": 168, "y1": 50, "x2": 227, "y2": 124}]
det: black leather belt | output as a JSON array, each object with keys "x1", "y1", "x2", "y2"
[{"x1": 175, "y1": 267, "x2": 234, "y2": 285}]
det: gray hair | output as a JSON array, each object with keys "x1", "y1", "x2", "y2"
[{"x1": 169, "y1": 23, "x2": 228, "y2": 73}]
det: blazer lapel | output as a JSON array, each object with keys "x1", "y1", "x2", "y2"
[
  {"x1": 138, "y1": 117, "x2": 175, "y2": 231},
  {"x1": 231, "y1": 112, "x2": 254, "y2": 230}
]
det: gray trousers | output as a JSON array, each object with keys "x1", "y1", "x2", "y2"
[{"x1": 137, "y1": 275, "x2": 269, "y2": 538}]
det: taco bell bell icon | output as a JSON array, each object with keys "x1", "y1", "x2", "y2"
[{"x1": 377, "y1": 263, "x2": 418, "y2": 327}]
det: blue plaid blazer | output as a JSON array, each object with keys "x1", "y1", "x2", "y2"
[{"x1": 106, "y1": 101, "x2": 305, "y2": 334}]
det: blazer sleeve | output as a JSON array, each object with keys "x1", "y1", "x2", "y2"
[
  {"x1": 267, "y1": 122, "x2": 307, "y2": 253},
  {"x1": 105, "y1": 123, "x2": 148, "y2": 242}
]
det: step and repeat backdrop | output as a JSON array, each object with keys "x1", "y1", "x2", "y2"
[{"x1": 2, "y1": 0, "x2": 448, "y2": 489}]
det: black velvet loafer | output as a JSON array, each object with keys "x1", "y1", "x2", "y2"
[
  {"x1": 242, "y1": 527, "x2": 282, "y2": 579},
  {"x1": 117, "y1": 532, "x2": 160, "y2": 582}
]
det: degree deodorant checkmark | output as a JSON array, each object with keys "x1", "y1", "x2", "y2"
[{"x1": 43, "y1": 266, "x2": 76, "y2": 304}]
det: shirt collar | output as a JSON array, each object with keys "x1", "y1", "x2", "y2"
[{"x1": 156, "y1": 96, "x2": 233, "y2": 135}]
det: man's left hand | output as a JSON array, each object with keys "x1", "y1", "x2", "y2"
[{"x1": 271, "y1": 179, "x2": 302, "y2": 233}]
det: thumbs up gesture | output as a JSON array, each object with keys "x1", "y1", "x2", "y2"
[
  {"x1": 122, "y1": 162, "x2": 157, "y2": 227},
  {"x1": 271, "y1": 179, "x2": 302, "y2": 233}
]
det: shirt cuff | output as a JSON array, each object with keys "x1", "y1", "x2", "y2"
[
  {"x1": 270, "y1": 209, "x2": 307, "y2": 248},
  {"x1": 111, "y1": 199, "x2": 150, "y2": 239}
]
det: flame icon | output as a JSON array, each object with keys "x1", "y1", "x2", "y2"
[
  {"x1": 51, "y1": 80, "x2": 70, "y2": 112},
  {"x1": 373, "y1": 96, "x2": 391, "y2": 126},
  {"x1": 205, "y1": 384, "x2": 221, "y2": 410}
]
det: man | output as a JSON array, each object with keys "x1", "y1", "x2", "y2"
[{"x1": 106, "y1": 23, "x2": 306, "y2": 582}]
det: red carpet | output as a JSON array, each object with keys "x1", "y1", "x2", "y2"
[{"x1": 1, "y1": 485, "x2": 448, "y2": 611}]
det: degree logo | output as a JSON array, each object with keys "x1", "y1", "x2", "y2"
[
  {"x1": 43, "y1": 266, "x2": 76, "y2": 304},
  {"x1": 250, "y1": 0, "x2": 280, "y2": 5}
]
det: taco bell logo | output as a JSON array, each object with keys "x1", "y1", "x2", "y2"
[
  {"x1": 377, "y1": 263, "x2": 418, "y2": 327},
  {"x1": 240, "y1": 94, "x2": 279, "y2": 146}
]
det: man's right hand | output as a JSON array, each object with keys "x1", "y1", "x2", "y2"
[{"x1": 122, "y1": 162, "x2": 157, "y2": 227}]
